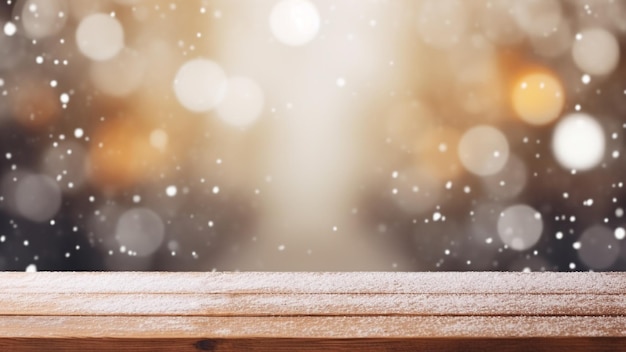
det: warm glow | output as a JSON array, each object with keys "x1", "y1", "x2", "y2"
[
  {"x1": 512, "y1": 72, "x2": 564, "y2": 125},
  {"x1": 87, "y1": 119, "x2": 165, "y2": 191}
]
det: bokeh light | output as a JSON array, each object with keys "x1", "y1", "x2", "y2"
[
  {"x1": 497, "y1": 204, "x2": 543, "y2": 251},
  {"x1": 0, "y1": 0, "x2": 625, "y2": 271},
  {"x1": 173, "y1": 58, "x2": 227, "y2": 113},
  {"x1": 552, "y1": 113, "x2": 605, "y2": 171},
  {"x1": 512, "y1": 72, "x2": 564, "y2": 125},
  {"x1": 15, "y1": 173, "x2": 61, "y2": 222},
  {"x1": 572, "y1": 28, "x2": 620, "y2": 76},
  {"x1": 458, "y1": 125, "x2": 509, "y2": 176},
  {"x1": 75, "y1": 13, "x2": 124, "y2": 61},
  {"x1": 115, "y1": 207, "x2": 165, "y2": 257},
  {"x1": 18, "y1": 0, "x2": 68, "y2": 39},
  {"x1": 269, "y1": 0, "x2": 320, "y2": 46},
  {"x1": 577, "y1": 225, "x2": 620, "y2": 270}
]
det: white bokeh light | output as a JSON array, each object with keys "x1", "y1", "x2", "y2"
[
  {"x1": 75, "y1": 13, "x2": 124, "y2": 61},
  {"x1": 20, "y1": 0, "x2": 68, "y2": 39},
  {"x1": 173, "y1": 58, "x2": 227, "y2": 113},
  {"x1": 497, "y1": 204, "x2": 543, "y2": 251},
  {"x1": 615, "y1": 227, "x2": 626, "y2": 240},
  {"x1": 3, "y1": 22, "x2": 16, "y2": 36},
  {"x1": 552, "y1": 113, "x2": 605, "y2": 171},
  {"x1": 165, "y1": 185, "x2": 177, "y2": 197},
  {"x1": 458, "y1": 125, "x2": 509, "y2": 176},
  {"x1": 15, "y1": 174, "x2": 62, "y2": 222},
  {"x1": 269, "y1": 0, "x2": 320, "y2": 46},
  {"x1": 216, "y1": 76, "x2": 265, "y2": 127},
  {"x1": 115, "y1": 207, "x2": 165, "y2": 257},
  {"x1": 577, "y1": 225, "x2": 620, "y2": 270},
  {"x1": 572, "y1": 28, "x2": 620, "y2": 76}
]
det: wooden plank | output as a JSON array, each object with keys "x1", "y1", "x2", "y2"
[
  {"x1": 1, "y1": 338, "x2": 624, "y2": 352},
  {"x1": 0, "y1": 292, "x2": 625, "y2": 316},
  {"x1": 0, "y1": 316, "x2": 625, "y2": 338},
  {"x1": 3, "y1": 272, "x2": 626, "y2": 294},
  {"x1": 0, "y1": 272, "x2": 624, "y2": 351}
]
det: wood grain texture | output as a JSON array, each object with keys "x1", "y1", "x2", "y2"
[
  {"x1": 2, "y1": 293, "x2": 626, "y2": 316},
  {"x1": 1, "y1": 338, "x2": 625, "y2": 352},
  {"x1": 0, "y1": 272, "x2": 624, "y2": 351}
]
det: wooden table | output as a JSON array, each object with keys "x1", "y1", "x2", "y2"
[{"x1": 0, "y1": 272, "x2": 624, "y2": 351}]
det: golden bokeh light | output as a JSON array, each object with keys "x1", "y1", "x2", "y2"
[
  {"x1": 511, "y1": 71, "x2": 564, "y2": 125},
  {"x1": 87, "y1": 118, "x2": 167, "y2": 191}
]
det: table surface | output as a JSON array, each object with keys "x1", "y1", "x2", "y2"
[{"x1": 0, "y1": 272, "x2": 624, "y2": 351}]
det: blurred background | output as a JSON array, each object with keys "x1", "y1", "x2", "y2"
[{"x1": 0, "y1": 0, "x2": 625, "y2": 271}]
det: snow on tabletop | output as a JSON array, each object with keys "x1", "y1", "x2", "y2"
[
  {"x1": 1, "y1": 292, "x2": 624, "y2": 316},
  {"x1": 1, "y1": 272, "x2": 625, "y2": 294}
]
